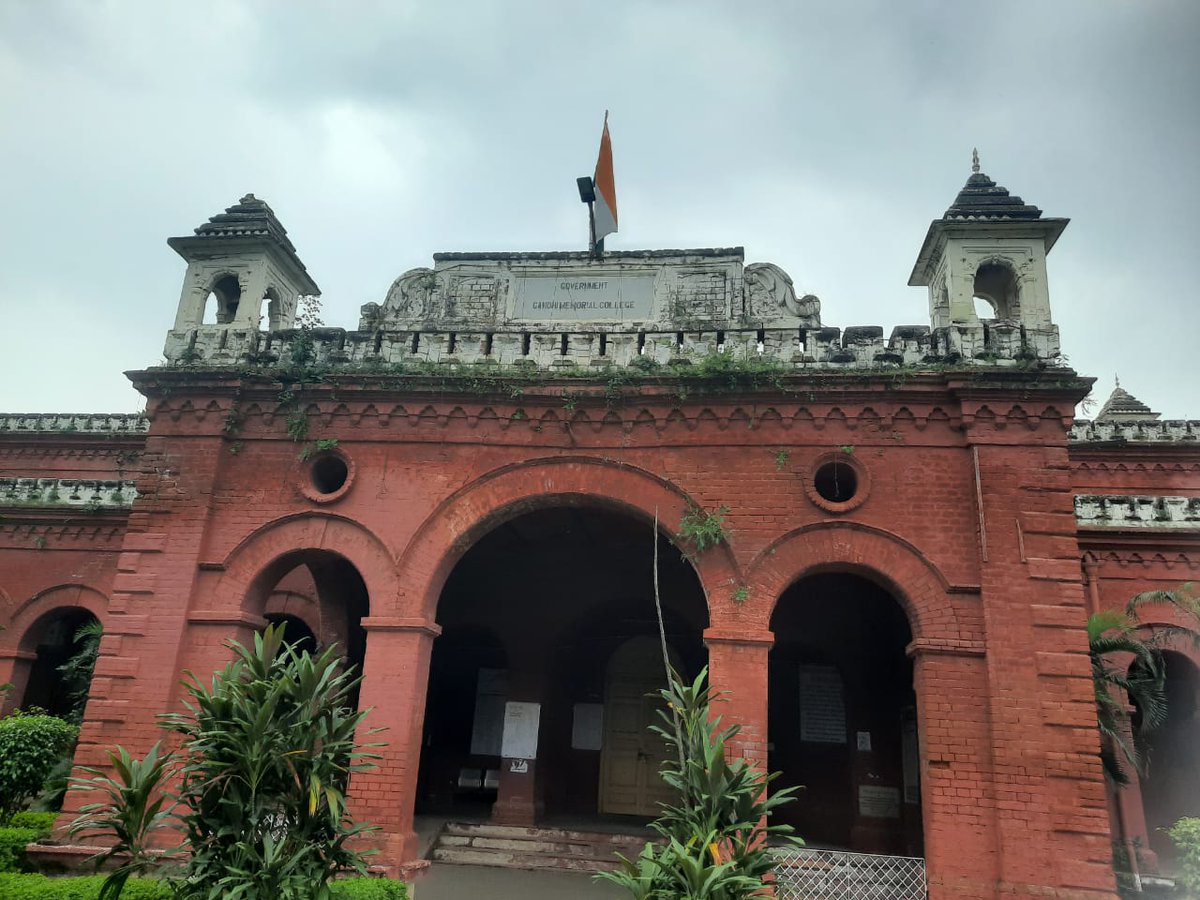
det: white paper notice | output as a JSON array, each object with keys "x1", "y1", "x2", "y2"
[{"x1": 500, "y1": 701, "x2": 541, "y2": 760}]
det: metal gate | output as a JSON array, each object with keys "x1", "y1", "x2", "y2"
[{"x1": 773, "y1": 848, "x2": 927, "y2": 900}]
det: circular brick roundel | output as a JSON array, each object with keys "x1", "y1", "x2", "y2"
[
  {"x1": 300, "y1": 449, "x2": 355, "y2": 504},
  {"x1": 806, "y1": 450, "x2": 869, "y2": 513}
]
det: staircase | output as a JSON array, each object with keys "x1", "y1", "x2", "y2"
[{"x1": 428, "y1": 821, "x2": 653, "y2": 873}]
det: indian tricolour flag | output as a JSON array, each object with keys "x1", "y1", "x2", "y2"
[{"x1": 593, "y1": 113, "x2": 618, "y2": 242}]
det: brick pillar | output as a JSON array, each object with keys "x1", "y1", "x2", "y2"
[
  {"x1": 58, "y1": 434, "x2": 226, "y2": 829},
  {"x1": 491, "y1": 637, "x2": 548, "y2": 826},
  {"x1": 347, "y1": 617, "x2": 439, "y2": 874},
  {"x1": 704, "y1": 628, "x2": 772, "y2": 769},
  {"x1": 968, "y1": 434, "x2": 1118, "y2": 897},
  {"x1": 909, "y1": 643, "x2": 1001, "y2": 899}
]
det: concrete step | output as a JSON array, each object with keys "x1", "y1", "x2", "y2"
[{"x1": 430, "y1": 821, "x2": 654, "y2": 873}]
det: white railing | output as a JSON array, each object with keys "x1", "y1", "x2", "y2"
[{"x1": 774, "y1": 848, "x2": 927, "y2": 900}]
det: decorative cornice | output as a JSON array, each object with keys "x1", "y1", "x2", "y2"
[
  {"x1": 1081, "y1": 549, "x2": 1200, "y2": 571},
  {"x1": 1070, "y1": 420, "x2": 1199, "y2": 445},
  {"x1": 0, "y1": 413, "x2": 149, "y2": 434},
  {"x1": 0, "y1": 478, "x2": 139, "y2": 509},
  {"x1": 1075, "y1": 495, "x2": 1200, "y2": 530}
]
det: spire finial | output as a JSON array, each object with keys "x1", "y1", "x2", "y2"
[
  {"x1": 1115, "y1": 374, "x2": 1121, "y2": 389},
  {"x1": 971, "y1": 148, "x2": 980, "y2": 174}
]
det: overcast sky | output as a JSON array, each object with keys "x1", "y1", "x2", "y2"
[{"x1": 1, "y1": 1, "x2": 1196, "y2": 418}]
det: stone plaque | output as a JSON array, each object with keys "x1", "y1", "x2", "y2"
[
  {"x1": 799, "y1": 664, "x2": 846, "y2": 744},
  {"x1": 501, "y1": 701, "x2": 541, "y2": 760},
  {"x1": 858, "y1": 785, "x2": 901, "y2": 819},
  {"x1": 512, "y1": 272, "x2": 656, "y2": 321}
]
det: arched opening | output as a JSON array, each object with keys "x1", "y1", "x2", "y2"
[
  {"x1": 415, "y1": 505, "x2": 707, "y2": 827},
  {"x1": 972, "y1": 261, "x2": 1019, "y2": 321},
  {"x1": 769, "y1": 573, "x2": 922, "y2": 855},
  {"x1": 202, "y1": 274, "x2": 242, "y2": 325},
  {"x1": 1135, "y1": 651, "x2": 1200, "y2": 869},
  {"x1": 264, "y1": 287, "x2": 283, "y2": 331},
  {"x1": 263, "y1": 613, "x2": 318, "y2": 656},
  {"x1": 20, "y1": 607, "x2": 102, "y2": 723},
  {"x1": 256, "y1": 553, "x2": 369, "y2": 707}
]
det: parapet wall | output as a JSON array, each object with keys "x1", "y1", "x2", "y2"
[
  {"x1": 163, "y1": 249, "x2": 1061, "y2": 370},
  {"x1": 164, "y1": 320, "x2": 1059, "y2": 371}
]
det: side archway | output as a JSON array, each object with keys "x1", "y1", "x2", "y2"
[
  {"x1": 202, "y1": 513, "x2": 401, "y2": 622},
  {"x1": 0, "y1": 584, "x2": 109, "y2": 719},
  {"x1": 395, "y1": 456, "x2": 739, "y2": 622},
  {"x1": 736, "y1": 521, "x2": 981, "y2": 647}
]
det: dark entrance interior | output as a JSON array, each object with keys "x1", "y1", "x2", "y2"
[
  {"x1": 1136, "y1": 651, "x2": 1200, "y2": 869},
  {"x1": 769, "y1": 573, "x2": 922, "y2": 856},
  {"x1": 415, "y1": 505, "x2": 707, "y2": 823},
  {"x1": 22, "y1": 607, "x2": 100, "y2": 721},
  {"x1": 257, "y1": 553, "x2": 369, "y2": 706}
]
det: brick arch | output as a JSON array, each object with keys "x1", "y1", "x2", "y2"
[
  {"x1": 0, "y1": 584, "x2": 109, "y2": 716},
  {"x1": 735, "y1": 521, "x2": 981, "y2": 648},
  {"x1": 0, "y1": 584, "x2": 109, "y2": 655},
  {"x1": 395, "y1": 455, "x2": 738, "y2": 622},
  {"x1": 207, "y1": 513, "x2": 400, "y2": 619}
]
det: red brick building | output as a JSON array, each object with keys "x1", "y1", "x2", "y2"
[{"x1": 1, "y1": 165, "x2": 1196, "y2": 897}]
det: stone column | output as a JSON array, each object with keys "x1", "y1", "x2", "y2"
[
  {"x1": 347, "y1": 617, "x2": 440, "y2": 874},
  {"x1": 703, "y1": 628, "x2": 773, "y2": 770}
]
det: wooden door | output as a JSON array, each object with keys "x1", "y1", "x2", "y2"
[{"x1": 600, "y1": 637, "x2": 676, "y2": 816}]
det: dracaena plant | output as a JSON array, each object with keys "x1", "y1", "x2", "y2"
[
  {"x1": 69, "y1": 741, "x2": 177, "y2": 900},
  {"x1": 160, "y1": 625, "x2": 382, "y2": 900},
  {"x1": 597, "y1": 513, "x2": 802, "y2": 899}
]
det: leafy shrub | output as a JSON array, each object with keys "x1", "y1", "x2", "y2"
[
  {"x1": 69, "y1": 742, "x2": 176, "y2": 898},
  {"x1": 329, "y1": 880, "x2": 409, "y2": 900},
  {"x1": 1166, "y1": 817, "x2": 1200, "y2": 894},
  {"x1": 8, "y1": 812, "x2": 55, "y2": 832},
  {"x1": 0, "y1": 813, "x2": 54, "y2": 874},
  {"x1": 597, "y1": 667, "x2": 801, "y2": 899},
  {"x1": 0, "y1": 874, "x2": 171, "y2": 899},
  {"x1": 160, "y1": 625, "x2": 381, "y2": 900},
  {"x1": 0, "y1": 875, "x2": 407, "y2": 899},
  {"x1": 0, "y1": 827, "x2": 43, "y2": 873},
  {"x1": 0, "y1": 712, "x2": 78, "y2": 822}
]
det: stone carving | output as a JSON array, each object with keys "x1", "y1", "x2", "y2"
[
  {"x1": 382, "y1": 268, "x2": 439, "y2": 321},
  {"x1": 745, "y1": 262, "x2": 820, "y2": 323}
]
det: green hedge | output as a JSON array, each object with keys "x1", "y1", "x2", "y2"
[
  {"x1": 8, "y1": 812, "x2": 57, "y2": 832},
  {"x1": 0, "y1": 874, "x2": 409, "y2": 899},
  {"x1": 0, "y1": 828, "x2": 44, "y2": 873}
]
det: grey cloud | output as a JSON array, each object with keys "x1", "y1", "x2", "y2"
[{"x1": 0, "y1": 0, "x2": 1196, "y2": 416}]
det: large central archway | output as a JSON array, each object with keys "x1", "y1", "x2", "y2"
[
  {"x1": 415, "y1": 504, "x2": 708, "y2": 826},
  {"x1": 770, "y1": 572, "x2": 922, "y2": 856}
]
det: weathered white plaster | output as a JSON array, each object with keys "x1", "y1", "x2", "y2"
[
  {"x1": 1069, "y1": 420, "x2": 1200, "y2": 443},
  {"x1": 1075, "y1": 494, "x2": 1200, "y2": 530},
  {"x1": 0, "y1": 413, "x2": 149, "y2": 434},
  {"x1": 0, "y1": 478, "x2": 139, "y2": 508}
]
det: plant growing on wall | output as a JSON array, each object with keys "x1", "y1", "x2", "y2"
[
  {"x1": 56, "y1": 620, "x2": 103, "y2": 727},
  {"x1": 678, "y1": 504, "x2": 730, "y2": 557}
]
